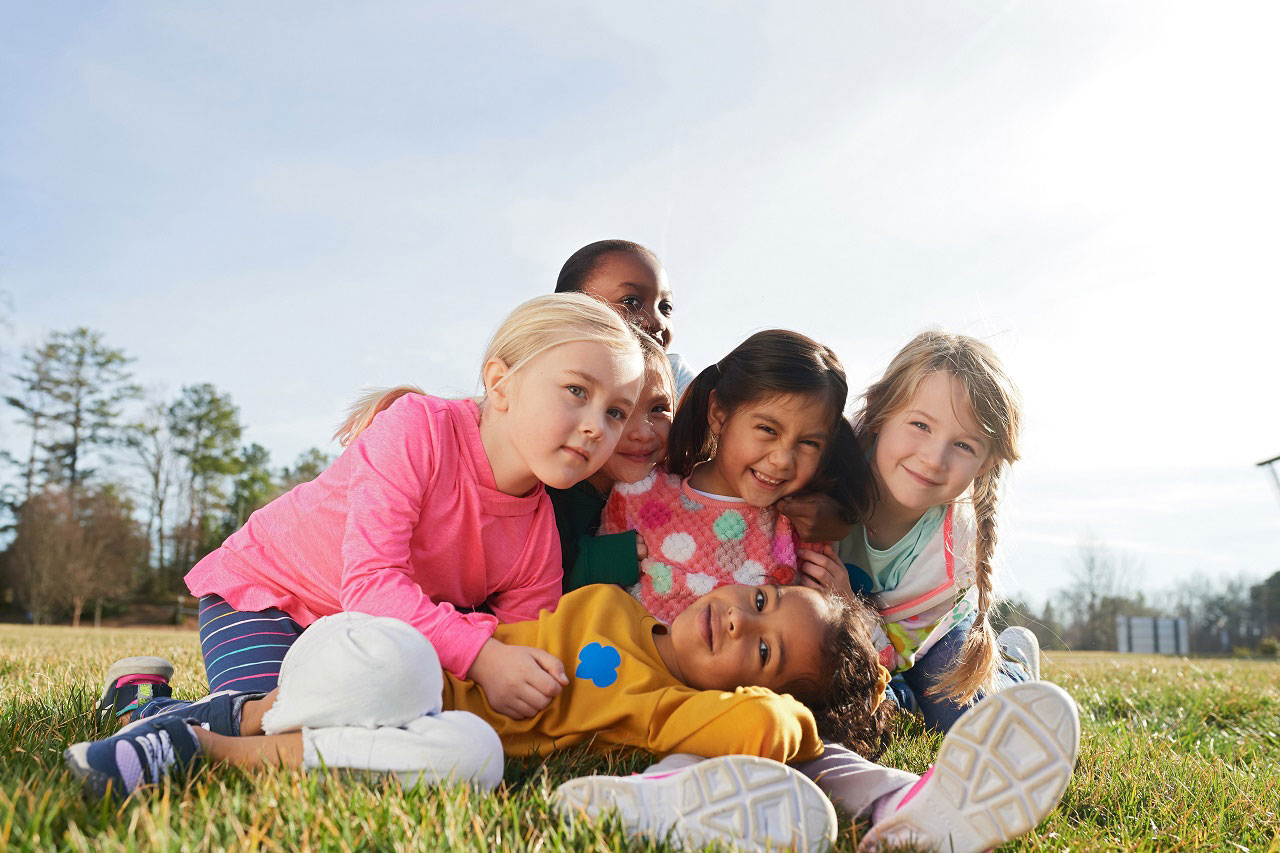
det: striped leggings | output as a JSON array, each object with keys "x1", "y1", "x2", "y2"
[{"x1": 198, "y1": 594, "x2": 305, "y2": 693}]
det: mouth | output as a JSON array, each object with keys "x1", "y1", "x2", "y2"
[
  {"x1": 903, "y1": 467, "x2": 941, "y2": 487},
  {"x1": 563, "y1": 446, "x2": 591, "y2": 464},
  {"x1": 699, "y1": 605, "x2": 713, "y2": 652},
  {"x1": 617, "y1": 447, "x2": 658, "y2": 465},
  {"x1": 749, "y1": 468, "x2": 785, "y2": 490}
]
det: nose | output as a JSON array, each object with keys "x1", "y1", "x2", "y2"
[
  {"x1": 581, "y1": 408, "x2": 606, "y2": 440},
  {"x1": 726, "y1": 605, "x2": 759, "y2": 639},
  {"x1": 918, "y1": 437, "x2": 947, "y2": 470},
  {"x1": 625, "y1": 412, "x2": 655, "y2": 442},
  {"x1": 639, "y1": 308, "x2": 671, "y2": 349},
  {"x1": 768, "y1": 445, "x2": 796, "y2": 476}
]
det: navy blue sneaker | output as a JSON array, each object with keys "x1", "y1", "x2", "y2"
[
  {"x1": 130, "y1": 689, "x2": 264, "y2": 737},
  {"x1": 64, "y1": 715, "x2": 202, "y2": 800},
  {"x1": 94, "y1": 656, "x2": 174, "y2": 721}
]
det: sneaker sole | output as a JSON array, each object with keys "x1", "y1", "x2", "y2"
[
  {"x1": 554, "y1": 754, "x2": 837, "y2": 853},
  {"x1": 860, "y1": 681, "x2": 1080, "y2": 853}
]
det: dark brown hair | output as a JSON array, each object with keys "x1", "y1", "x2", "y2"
[
  {"x1": 555, "y1": 239, "x2": 660, "y2": 294},
  {"x1": 665, "y1": 329, "x2": 873, "y2": 523},
  {"x1": 786, "y1": 590, "x2": 897, "y2": 760}
]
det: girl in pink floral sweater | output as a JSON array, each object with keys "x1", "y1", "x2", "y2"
[{"x1": 599, "y1": 329, "x2": 873, "y2": 623}]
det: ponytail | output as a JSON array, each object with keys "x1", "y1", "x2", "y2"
[
  {"x1": 333, "y1": 385, "x2": 424, "y2": 446},
  {"x1": 928, "y1": 465, "x2": 1005, "y2": 703},
  {"x1": 664, "y1": 363, "x2": 721, "y2": 478}
]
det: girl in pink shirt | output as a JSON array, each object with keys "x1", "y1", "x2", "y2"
[{"x1": 133, "y1": 294, "x2": 644, "y2": 722}]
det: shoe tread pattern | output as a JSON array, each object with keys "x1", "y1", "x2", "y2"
[
  {"x1": 556, "y1": 755, "x2": 836, "y2": 852},
  {"x1": 861, "y1": 682, "x2": 1080, "y2": 853}
]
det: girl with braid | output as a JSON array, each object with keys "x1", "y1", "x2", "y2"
[{"x1": 796, "y1": 330, "x2": 1037, "y2": 732}]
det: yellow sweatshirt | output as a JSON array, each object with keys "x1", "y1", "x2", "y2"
[{"x1": 441, "y1": 585, "x2": 823, "y2": 763}]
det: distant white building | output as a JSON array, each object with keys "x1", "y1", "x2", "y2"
[{"x1": 1116, "y1": 615, "x2": 1190, "y2": 655}]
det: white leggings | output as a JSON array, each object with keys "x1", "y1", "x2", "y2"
[{"x1": 258, "y1": 612, "x2": 504, "y2": 791}]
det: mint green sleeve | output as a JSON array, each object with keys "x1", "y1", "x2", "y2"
[{"x1": 564, "y1": 532, "x2": 641, "y2": 591}]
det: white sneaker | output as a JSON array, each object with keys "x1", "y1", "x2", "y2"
[
  {"x1": 998, "y1": 626, "x2": 1041, "y2": 680},
  {"x1": 860, "y1": 681, "x2": 1080, "y2": 853},
  {"x1": 554, "y1": 754, "x2": 837, "y2": 852}
]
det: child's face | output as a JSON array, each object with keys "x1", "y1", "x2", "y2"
[
  {"x1": 873, "y1": 372, "x2": 994, "y2": 512},
  {"x1": 699, "y1": 392, "x2": 831, "y2": 507},
  {"x1": 596, "y1": 368, "x2": 674, "y2": 486},
  {"x1": 580, "y1": 251, "x2": 674, "y2": 350},
  {"x1": 665, "y1": 584, "x2": 828, "y2": 695},
  {"x1": 492, "y1": 340, "x2": 644, "y2": 493}
]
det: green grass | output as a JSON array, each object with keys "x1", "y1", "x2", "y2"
[{"x1": 2, "y1": 625, "x2": 1278, "y2": 851}]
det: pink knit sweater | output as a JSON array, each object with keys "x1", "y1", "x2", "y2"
[
  {"x1": 185, "y1": 394, "x2": 562, "y2": 677},
  {"x1": 599, "y1": 469, "x2": 801, "y2": 624}
]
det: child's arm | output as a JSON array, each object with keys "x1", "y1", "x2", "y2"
[
  {"x1": 337, "y1": 398, "x2": 497, "y2": 676},
  {"x1": 648, "y1": 686, "x2": 824, "y2": 764},
  {"x1": 336, "y1": 397, "x2": 564, "y2": 717}
]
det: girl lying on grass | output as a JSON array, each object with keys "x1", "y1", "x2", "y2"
[
  {"x1": 66, "y1": 583, "x2": 1079, "y2": 853},
  {"x1": 65, "y1": 581, "x2": 890, "y2": 799}
]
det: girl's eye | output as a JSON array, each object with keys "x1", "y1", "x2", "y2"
[
  {"x1": 955, "y1": 441, "x2": 975, "y2": 454},
  {"x1": 659, "y1": 300, "x2": 674, "y2": 316},
  {"x1": 911, "y1": 421, "x2": 929, "y2": 432},
  {"x1": 620, "y1": 296, "x2": 641, "y2": 309},
  {"x1": 756, "y1": 425, "x2": 777, "y2": 435},
  {"x1": 801, "y1": 439, "x2": 823, "y2": 450},
  {"x1": 567, "y1": 385, "x2": 587, "y2": 399},
  {"x1": 607, "y1": 407, "x2": 628, "y2": 421},
  {"x1": 758, "y1": 638, "x2": 770, "y2": 666},
  {"x1": 755, "y1": 589, "x2": 766, "y2": 611}
]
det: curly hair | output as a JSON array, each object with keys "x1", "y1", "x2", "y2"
[{"x1": 783, "y1": 589, "x2": 897, "y2": 760}]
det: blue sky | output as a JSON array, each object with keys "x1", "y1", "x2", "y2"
[{"x1": 3, "y1": 1, "x2": 1278, "y2": 605}]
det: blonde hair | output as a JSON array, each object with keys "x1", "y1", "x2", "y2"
[
  {"x1": 334, "y1": 293, "x2": 642, "y2": 446},
  {"x1": 856, "y1": 330, "x2": 1023, "y2": 704}
]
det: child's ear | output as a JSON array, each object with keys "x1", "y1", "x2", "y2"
[
  {"x1": 707, "y1": 390, "x2": 728, "y2": 437},
  {"x1": 482, "y1": 357, "x2": 513, "y2": 411}
]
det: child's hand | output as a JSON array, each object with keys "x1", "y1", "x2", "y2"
[
  {"x1": 635, "y1": 534, "x2": 648, "y2": 560},
  {"x1": 468, "y1": 638, "x2": 568, "y2": 719},
  {"x1": 796, "y1": 543, "x2": 855, "y2": 602},
  {"x1": 778, "y1": 493, "x2": 854, "y2": 542}
]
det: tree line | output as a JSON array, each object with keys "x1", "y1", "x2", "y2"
[
  {"x1": 3, "y1": 328, "x2": 1278, "y2": 652},
  {"x1": 0, "y1": 327, "x2": 331, "y2": 625},
  {"x1": 995, "y1": 539, "x2": 1280, "y2": 656}
]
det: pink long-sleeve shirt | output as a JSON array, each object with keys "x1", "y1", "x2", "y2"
[{"x1": 184, "y1": 393, "x2": 563, "y2": 677}]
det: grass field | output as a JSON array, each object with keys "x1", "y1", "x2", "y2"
[{"x1": 2, "y1": 624, "x2": 1277, "y2": 851}]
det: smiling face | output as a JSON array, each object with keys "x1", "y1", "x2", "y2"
[
  {"x1": 489, "y1": 340, "x2": 644, "y2": 494},
  {"x1": 689, "y1": 392, "x2": 832, "y2": 507},
  {"x1": 872, "y1": 371, "x2": 994, "y2": 514},
  {"x1": 661, "y1": 584, "x2": 830, "y2": 695},
  {"x1": 594, "y1": 360, "x2": 675, "y2": 487},
  {"x1": 578, "y1": 251, "x2": 674, "y2": 350}
]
